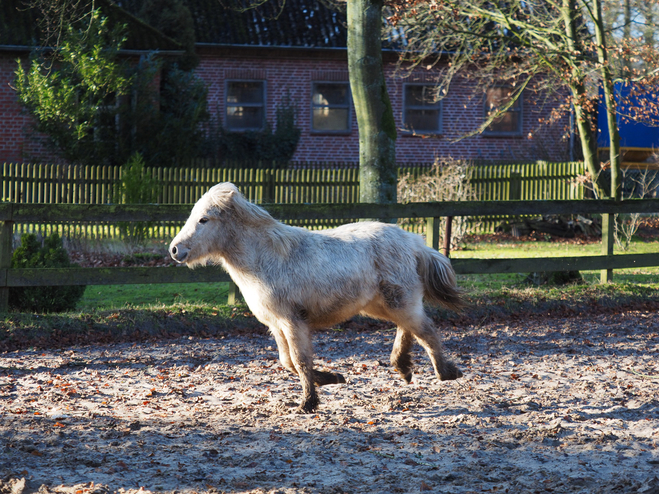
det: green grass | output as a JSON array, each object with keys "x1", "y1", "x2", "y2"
[
  {"x1": 2, "y1": 235, "x2": 658, "y2": 352},
  {"x1": 70, "y1": 237, "x2": 658, "y2": 312},
  {"x1": 453, "y1": 237, "x2": 659, "y2": 292},
  {"x1": 77, "y1": 282, "x2": 231, "y2": 311},
  {"x1": 454, "y1": 236, "x2": 659, "y2": 258}
]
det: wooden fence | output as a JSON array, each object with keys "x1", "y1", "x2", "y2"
[
  {"x1": 2, "y1": 161, "x2": 585, "y2": 239},
  {"x1": 1, "y1": 198, "x2": 658, "y2": 312},
  {"x1": 1, "y1": 161, "x2": 584, "y2": 204}
]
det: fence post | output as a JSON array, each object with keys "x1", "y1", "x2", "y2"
[
  {"x1": 443, "y1": 216, "x2": 453, "y2": 258},
  {"x1": 263, "y1": 170, "x2": 276, "y2": 204},
  {"x1": 425, "y1": 217, "x2": 440, "y2": 251},
  {"x1": 0, "y1": 212, "x2": 14, "y2": 313},
  {"x1": 227, "y1": 281, "x2": 242, "y2": 306},
  {"x1": 600, "y1": 213, "x2": 614, "y2": 283}
]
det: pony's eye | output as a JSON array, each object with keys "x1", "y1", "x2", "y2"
[{"x1": 199, "y1": 217, "x2": 209, "y2": 224}]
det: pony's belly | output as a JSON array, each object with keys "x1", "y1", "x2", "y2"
[
  {"x1": 306, "y1": 310, "x2": 355, "y2": 330},
  {"x1": 305, "y1": 297, "x2": 371, "y2": 329}
]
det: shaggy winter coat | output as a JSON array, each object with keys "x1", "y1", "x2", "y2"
[{"x1": 170, "y1": 183, "x2": 464, "y2": 412}]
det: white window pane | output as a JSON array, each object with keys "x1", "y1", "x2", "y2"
[
  {"x1": 227, "y1": 106, "x2": 263, "y2": 129},
  {"x1": 313, "y1": 84, "x2": 348, "y2": 106},
  {"x1": 405, "y1": 85, "x2": 438, "y2": 106},
  {"x1": 226, "y1": 81, "x2": 264, "y2": 130},
  {"x1": 405, "y1": 109, "x2": 440, "y2": 132},
  {"x1": 488, "y1": 112, "x2": 519, "y2": 133},
  {"x1": 313, "y1": 108, "x2": 349, "y2": 131},
  {"x1": 485, "y1": 86, "x2": 521, "y2": 133},
  {"x1": 227, "y1": 82, "x2": 264, "y2": 104}
]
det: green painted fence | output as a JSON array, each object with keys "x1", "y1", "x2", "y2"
[
  {"x1": 2, "y1": 161, "x2": 585, "y2": 240},
  {"x1": 1, "y1": 198, "x2": 658, "y2": 312}
]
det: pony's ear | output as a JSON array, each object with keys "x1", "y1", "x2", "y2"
[{"x1": 207, "y1": 183, "x2": 240, "y2": 210}]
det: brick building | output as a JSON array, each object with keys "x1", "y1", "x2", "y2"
[{"x1": 0, "y1": 0, "x2": 571, "y2": 166}]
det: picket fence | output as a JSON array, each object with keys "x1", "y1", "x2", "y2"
[{"x1": 1, "y1": 161, "x2": 584, "y2": 241}]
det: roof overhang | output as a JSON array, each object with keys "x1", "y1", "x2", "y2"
[
  {"x1": 0, "y1": 44, "x2": 185, "y2": 57},
  {"x1": 195, "y1": 43, "x2": 400, "y2": 62}
]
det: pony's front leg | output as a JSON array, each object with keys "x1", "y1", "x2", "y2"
[
  {"x1": 281, "y1": 320, "x2": 319, "y2": 413},
  {"x1": 270, "y1": 326, "x2": 297, "y2": 375},
  {"x1": 271, "y1": 325, "x2": 345, "y2": 388}
]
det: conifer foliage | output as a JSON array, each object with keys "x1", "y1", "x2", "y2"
[{"x1": 9, "y1": 233, "x2": 86, "y2": 313}]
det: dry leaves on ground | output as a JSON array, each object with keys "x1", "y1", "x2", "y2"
[{"x1": 1, "y1": 311, "x2": 658, "y2": 493}]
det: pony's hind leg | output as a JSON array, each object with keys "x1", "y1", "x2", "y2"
[
  {"x1": 410, "y1": 315, "x2": 462, "y2": 381},
  {"x1": 391, "y1": 328, "x2": 415, "y2": 383},
  {"x1": 385, "y1": 306, "x2": 461, "y2": 383}
]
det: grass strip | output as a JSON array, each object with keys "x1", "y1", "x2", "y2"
[{"x1": 1, "y1": 282, "x2": 657, "y2": 353}]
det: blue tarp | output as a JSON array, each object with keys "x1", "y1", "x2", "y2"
[{"x1": 597, "y1": 83, "x2": 659, "y2": 148}]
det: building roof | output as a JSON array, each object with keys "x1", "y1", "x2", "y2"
[
  {"x1": 114, "y1": 0, "x2": 348, "y2": 50},
  {"x1": 2, "y1": 0, "x2": 359, "y2": 53},
  {"x1": 0, "y1": 0, "x2": 182, "y2": 51},
  {"x1": 190, "y1": 0, "x2": 348, "y2": 49}
]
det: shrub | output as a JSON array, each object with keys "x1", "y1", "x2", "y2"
[
  {"x1": 9, "y1": 233, "x2": 86, "y2": 313},
  {"x1": 398, "y1": 159, "x2": 478, "y2": 249},
  {"x1": 116, "y1": 152, "x2": 157, "y2": 246},
  {"x1": 210, "y1": 93, "x2": 301, "y2": 168}
]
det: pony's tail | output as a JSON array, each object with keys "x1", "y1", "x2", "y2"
[{"x1": 417, "y1": 247, "x2": 466, "y2": 313}]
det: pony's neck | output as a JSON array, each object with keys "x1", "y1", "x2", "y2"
[{"x1": 220, "y1": 220, "x2": 298, "y2": 271}]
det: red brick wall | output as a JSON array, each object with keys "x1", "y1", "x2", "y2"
[
  {"x1": 0, "y1": 52, "x2": 64, "y2": 164},
  {"x1": 1, "y1": 47, "x2": 571, "y2": 165},
  {"x1": 196, "y1": 47, "x2": 571, "y2": 165},
  {"x1": 0, "y1": 53, "x2": 29, "y2": 163}
]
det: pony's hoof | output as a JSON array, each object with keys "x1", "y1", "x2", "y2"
[
  {"x1": 298, "y1": 396, "x2": 320, "y2": 413},
  {"x1": 313, "y1": 370, "x2": 346, "y2": 386},
  {"x1": 440, "y1": 362, "x2": 463, "y2": 381}
]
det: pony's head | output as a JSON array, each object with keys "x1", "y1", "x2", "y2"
[{"x1": 169, "y1": 182, "x2": 273, "y2": 267}]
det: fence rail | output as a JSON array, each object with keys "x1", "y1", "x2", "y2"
[
  {"x1": 1, "y1": 198, "x2": 659, "y2": 312},
  {"x1": 2, "y1": 161, "x2": 586, "y2": 239},
  {"x1": 2, "y1": 161, "x2": 584, "y2": 204}
]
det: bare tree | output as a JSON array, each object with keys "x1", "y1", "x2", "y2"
[
  {"x1": 347, "y1": 0, "x2": 397, "y2": 204},
  {"x1": 386, "y1": 0, "x2": 659, "y2": 200}
]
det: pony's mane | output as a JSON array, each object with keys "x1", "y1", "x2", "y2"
[
  {"x1": 206, "y1": 182, "x2": 302, "y2": 257},
  {"x1": 206, "y1": 183, "x2": 274, "y2": 226}
]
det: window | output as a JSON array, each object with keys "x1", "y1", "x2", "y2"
[
  {"x1": 484, "y1": 86, "x2": 522, "y2": 134},
  {"x1": 403, "y1": 84, "x2": 442, "y2": 134},
  {"x1": 226, "y1": 81, "x2": 265, "y2": 130},
  {"x1": 312, "y1": 82, "x2": 351, "y2": 132}
]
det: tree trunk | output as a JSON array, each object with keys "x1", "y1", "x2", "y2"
[
  {"x1": 347, "y1": 0, "x2": 397, "y2": 205},
  {"x1": 593, "y1": 0, "x2": 622, "y2": 201},
  {"x1": 561, "y1": 0, "x2": 608, "y2": 198}
]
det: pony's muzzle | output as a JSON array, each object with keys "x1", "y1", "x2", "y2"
[{"x1": 169, "y1": 244, "x2": 189, "y2": 263}]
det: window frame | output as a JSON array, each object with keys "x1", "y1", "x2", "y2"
[
  {"x1": 225, "y1": 80, "x2": 267, "y2": 131},
  {"x1": 402, "y1": 83, "x2": 443, "y2": 135},
  {"x1": 310, "y1": 81, "x2": 352, "y2": 134},
  {"x1": 483, "y1": 85, "x2": 523, "y2": 136}
]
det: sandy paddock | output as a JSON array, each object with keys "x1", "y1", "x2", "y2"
[{"x1": 1, "y1": 310, "x2": 658, "y2": 494}]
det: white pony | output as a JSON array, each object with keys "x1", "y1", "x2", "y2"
[{"x1": 170, "y1": 183, "x2": 465, "y2": 412}]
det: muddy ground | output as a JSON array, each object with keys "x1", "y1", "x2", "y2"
[{"x1": 1, "y1": 310, "x2": 658, "y2": 494}]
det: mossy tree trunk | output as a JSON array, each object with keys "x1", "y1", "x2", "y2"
[
  {"x1": 593, "y1": 0, "x2": 622, "y2": 201},
  {"x1": 561, "y1": 0, "x2": 609, "y2": 199},
  {"x1": 347, "y1": 0, "x2": 397, "y2": 205}
]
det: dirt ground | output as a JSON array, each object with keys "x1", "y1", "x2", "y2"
[{"x1": 1, "y1": 310, "x2": 658, "y2": 494}]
